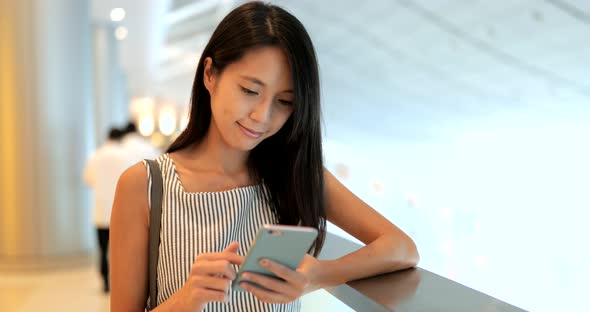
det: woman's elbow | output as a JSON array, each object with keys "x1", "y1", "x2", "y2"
[
  {"x1": 391, "y1": 235, "x2": 420, "y2": 271},
  {"x1": 405, "y1": 237, "x2": 420, "y2": 268}
]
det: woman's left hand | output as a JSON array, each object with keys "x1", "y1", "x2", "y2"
[
  {"x1": 238, "y1": 254, "x2": 324, "y2": 303},
  {"x1": 296, "y1": 254, "x2": 324, "y2": 294}
]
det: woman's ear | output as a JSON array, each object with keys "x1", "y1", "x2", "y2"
[{"x1": 203, "y1": 57, "x2": 217, "y2": 93}]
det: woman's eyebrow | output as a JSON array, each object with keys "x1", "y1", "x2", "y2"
[{"x1": 240, "y1": 75, "x2": 265, "y2": 86}]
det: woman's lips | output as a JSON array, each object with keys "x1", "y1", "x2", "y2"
[{"x1": 237, "y1": 122, "x2": 263, "y2": 138}]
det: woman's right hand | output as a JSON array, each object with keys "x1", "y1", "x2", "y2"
[{"x1": 170, "y1": 241, "x2": 244, "y2": 312}]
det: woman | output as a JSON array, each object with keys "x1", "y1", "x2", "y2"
[{"x1": 110, "y1": 2, "x2": 419, "y2": 311}]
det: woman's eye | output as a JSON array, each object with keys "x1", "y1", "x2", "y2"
[
  {"x1": 278, "y1": 99, "x2": 293, "y2": 106},
  {"x1": 240, "y1": 86, "x2": 258, "y2": 96}
]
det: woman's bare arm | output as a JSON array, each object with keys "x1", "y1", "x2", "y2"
[{"x1": 110, "y1": 162, "x2": 150, "y2": 311}]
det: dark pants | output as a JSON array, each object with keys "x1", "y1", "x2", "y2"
[{"x1": 97, "y1": 227, "x2": 109, "y2": 292}]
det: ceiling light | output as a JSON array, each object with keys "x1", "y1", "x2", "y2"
[
  {"x1": 159, "y1": 107, "x2": 177, "y2": 136},
  {"x1": 110, "y1": 8, "x2": 126, "y2": 22},
  {"x1": 139, "y1": 114, "x2": 155, "y2": 137},
  {"x1": 115, "y1": 26, "x2": 128, "y2": 40}
]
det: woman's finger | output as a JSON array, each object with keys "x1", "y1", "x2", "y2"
[
  {"x1": 240, "y1": 281, "x2": 292, "y2": 304},
  {"x1": 222, "y1": 241, "x2": 239, "y2": 253},
  {"x1": 192, "y1": 260, "x2": 237, "y2": 279},
  {"x1": 196, "y1": 252, "x2": 244, "y2": 265},
  {"x1": 241, "y1": 272, "x2": 301, "y2": 298},
  {"x1": 193, "y1": 275, "x2": 231, "y2": 292},
  {"x1": 258, "y1": 259, "x2": 308, "y2": 288},
  {"x1": 197, "y1": 288, "x2": 228, "y2": 303}
]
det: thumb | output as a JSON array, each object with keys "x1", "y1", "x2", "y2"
[{"x1": 223, "y1": 241, "x2": 239, "y2": 253}]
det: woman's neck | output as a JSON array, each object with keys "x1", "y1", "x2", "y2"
[{"x1": 182, "y1": 125, "x2": 249, "y2": 176}]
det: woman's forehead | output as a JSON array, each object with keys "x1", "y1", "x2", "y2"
[{"x1": 225, "y1": 46, "x2": 293, "y2": 89}]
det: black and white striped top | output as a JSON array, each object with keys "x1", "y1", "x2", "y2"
[{"x1": 144, "y1": 154, "x2": 300, "y2": 312}]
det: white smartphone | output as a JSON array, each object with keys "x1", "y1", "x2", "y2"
[{"x1": 232, "y1": 224, "x2": 318, "y2": 292}]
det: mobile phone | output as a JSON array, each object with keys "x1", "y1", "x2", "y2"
[{"x1": 232, "y1": 224, "x2": 318, "y2": 292}]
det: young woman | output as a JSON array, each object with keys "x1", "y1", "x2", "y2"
[{"x1": 110, "y1": 2, "x2": 419, "y2": 311}]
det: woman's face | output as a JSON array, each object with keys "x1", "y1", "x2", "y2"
[{"x1": 203, "y1": 46, "x2": 295, "y2": 152}]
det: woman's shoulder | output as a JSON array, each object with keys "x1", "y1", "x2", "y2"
[
  {"x1": 110, "y1": 161, "x2": 151, "y2": 229},
  {"x1": 118, "y1": 161, "x2": 149, "y2": 195}
]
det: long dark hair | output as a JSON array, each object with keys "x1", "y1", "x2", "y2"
[{"x1": 167, "y1": 1, "x2": 326, "y2": 256}]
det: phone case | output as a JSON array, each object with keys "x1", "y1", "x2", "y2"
[{"x1": 232, "y1": 224, "x2": 318, "y2": 292}]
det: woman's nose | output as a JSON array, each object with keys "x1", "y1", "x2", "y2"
[{"x1": 249, "y1": 97, "x2": 273, "y2": 123}]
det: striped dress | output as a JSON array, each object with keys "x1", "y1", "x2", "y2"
[{"x1": 144, "y1": 153, "x2": 300, "y2": 312}]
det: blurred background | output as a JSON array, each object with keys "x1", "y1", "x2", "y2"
[{"x1": 1, "y1": 0, "x2": 589, "y2": 311}]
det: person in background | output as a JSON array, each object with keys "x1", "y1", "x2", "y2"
[
  {"x1": 83, "y1": 127, "x2": 129, "y2": 293},
  {"x1": 121, "y1": 121, "x2": 161, "y2": 163}
]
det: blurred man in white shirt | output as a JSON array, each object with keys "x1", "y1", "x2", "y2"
[
  {"x1": 82, "y1": 127, "x2": 129, "y2": 293},
  {"x1": 122, "y1": 121, "x2": 161, "y2": 162}
]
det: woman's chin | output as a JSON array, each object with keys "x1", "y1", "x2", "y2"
[
  {"x1": 230, "y1": 132, "x2": 265, "y2": 151},
  {"x1": 228, "y1": 138, "x2": 260, "y2": 152}
]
